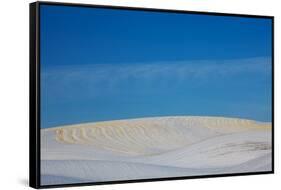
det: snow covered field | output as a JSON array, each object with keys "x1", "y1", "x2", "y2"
[{"x1": 41, "y1": 116, "x2": 272, "y2": 185}]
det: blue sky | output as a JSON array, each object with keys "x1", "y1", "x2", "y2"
[{"x1": 40, "y1": 5, "x2": 272, "y2": 128}]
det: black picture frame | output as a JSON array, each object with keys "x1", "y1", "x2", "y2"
[{"x1": 29, "y1": 1, "x2": 274, "y2": 189}]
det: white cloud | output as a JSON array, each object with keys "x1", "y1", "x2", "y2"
[{"x1": 41, "y1": 57, "x2": 271, "y2": 99}]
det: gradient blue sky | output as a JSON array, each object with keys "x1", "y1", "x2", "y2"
[{"x1": 40, "y1": 5, "x2": 272, "y2": 128}]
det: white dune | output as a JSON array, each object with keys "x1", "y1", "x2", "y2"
[{"x1": 41, "y1": 116, "x2": 272, "y2": 185}]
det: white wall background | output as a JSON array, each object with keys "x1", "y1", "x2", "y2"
[{"x1": 0, "y1": 0, "x2": 279, "y2": 189}]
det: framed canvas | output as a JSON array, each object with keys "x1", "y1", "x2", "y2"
[{"x1": 29, "y1": 1, "x2": 274, "y2": 188}]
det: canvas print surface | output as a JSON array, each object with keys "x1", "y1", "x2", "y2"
[{"x1": 40, "y1": 4, "x2": 273, "y2": 186}]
